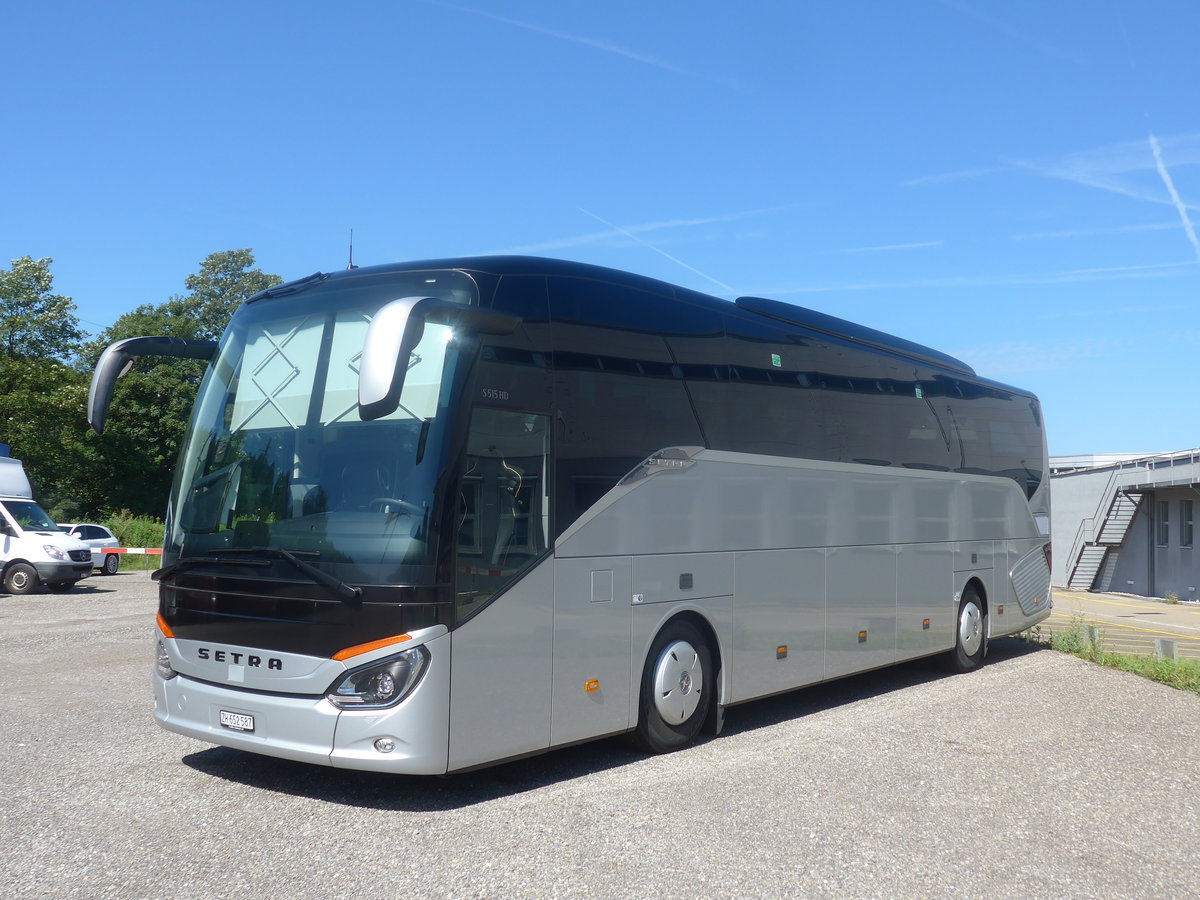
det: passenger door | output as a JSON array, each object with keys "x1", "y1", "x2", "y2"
[{"x1": 448, "y1": 408, "x2": 554, "y2": 770}]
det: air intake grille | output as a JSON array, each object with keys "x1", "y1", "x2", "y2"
[{"x1": 1011, "y1": 547, "x2": 1050, "y2": 615}]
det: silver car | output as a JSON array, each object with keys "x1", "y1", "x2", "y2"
[{"x1": 58, "y1": 523, "x2": 121, "y2": 575}]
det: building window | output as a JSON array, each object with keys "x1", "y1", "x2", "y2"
[
  {"x1": 1156, "y1": 500, "x2": 1169, "y2": 547},
  {"x1": 1182, "y1": 499, "x2": 1194, "y2": 548}
]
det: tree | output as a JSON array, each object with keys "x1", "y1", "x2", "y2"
[
  {"x1": 0, "y1": 256, "x2": 84, "y2": 363},
  {"x1": 0, "y1": 257, "x2": 94, "y2": 513},
  {"x1": 182, "y1": 249, "x2": 283, "y2": 341}
]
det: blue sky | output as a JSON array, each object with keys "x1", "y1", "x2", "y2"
[{"x1": 4, "y1": 0, "x2": 1198, "y2": 456}]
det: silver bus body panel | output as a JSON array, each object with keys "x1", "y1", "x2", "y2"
[
  {"x1": 448, "y1": 560, "x2": 554, "y2": 772},
  {"x1": 153, "y1": 630, "x2": 453, "y2": 774},
  {"x1": 556, "y1": 450, "x2": 1039, "y2": 558},
  {"x1": 550, "y1": 555, "x2": 634, "y2": 748},
  {"x1": 551, "y1": 449, "x2": 1049, "y2": 710}
]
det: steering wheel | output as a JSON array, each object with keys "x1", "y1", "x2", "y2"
[{"x1": 369, "y1": 497, "x2": 422, "y2": 516}]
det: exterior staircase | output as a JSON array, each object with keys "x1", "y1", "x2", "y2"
[{"x1": 1067, "y1": 488, "x2": 1143, "y2": 590}]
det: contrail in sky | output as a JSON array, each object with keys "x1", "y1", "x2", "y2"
[
  {"x1": 578, "y1": 208, "x2": 735, "y2": 294},
  {"x1": 1149, "y1": 134, "x2": 1200, "y2": 262}
]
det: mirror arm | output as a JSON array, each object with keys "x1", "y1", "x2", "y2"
[{"x1": 88, "y1": 336, "x2": 218, "y2": 434}]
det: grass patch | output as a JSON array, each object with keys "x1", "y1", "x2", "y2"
[{"x1": 1025, "y1": 616, "x2": 1200, "y2": 694}]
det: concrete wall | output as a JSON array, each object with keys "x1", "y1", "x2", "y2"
[
  {"x1": 1049, "y1": 466, "x2": 1113, "y2": 585},
  {"x1": 1148, "y1": 488, "x2": 1199, "y2": 601}
]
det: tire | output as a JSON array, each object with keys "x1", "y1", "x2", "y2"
[
  {"x1": 102, "y1": 554, "x2": 120, "y2": 575},
  {"x1": 945, "y1": 587, "x2": 987, "y2": 672},
  {"x1": 4, "y1": 563, "x2": 40, "y2": 595},
  {"x1": 630, "y1": 619, "x2": 712, "y2": 754},
  {"x1": 47, "y1": 582, "x2": 79, "y2": 594}
]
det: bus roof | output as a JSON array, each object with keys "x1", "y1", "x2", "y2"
[{"x1": 255, "y1": 255, "x2": 1032, "y2": 398}]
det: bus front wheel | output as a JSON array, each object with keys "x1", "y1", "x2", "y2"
[
  {"x1": 946, "y1": 587, "x2": 987, "y2": 672},
  {"x1": 630, "y1": 619, "x2": 712, "y2": 754}
]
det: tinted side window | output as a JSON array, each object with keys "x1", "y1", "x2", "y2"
[
  {"x1": 549, "y1": 277, "x2": 705, "y2": 535},
  {"x1": 698, "y1": 315, "x2": 821, "y2": 458},
  {"x1": 702, "y1": 313, "x2": 951, "y2": 470},
  {"x1": 471, "y1": 275, "x2": 553, "y2": 416},
  {"x1": 817, "y1": 344, "x2": 951, "y2": 470},
  {"x1": 938, "y1": 381, "x2": 1044, "y2": 497}
]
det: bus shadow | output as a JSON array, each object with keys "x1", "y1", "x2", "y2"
[{"x1": 181, "y1": 637, "x2": 1046, "y2": 811}]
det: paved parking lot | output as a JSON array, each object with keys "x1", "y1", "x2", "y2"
[{"x1": 3, "y1": 575, "x2": 1199, "y2": 899}]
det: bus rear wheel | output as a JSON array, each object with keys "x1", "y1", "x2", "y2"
[
  {"x1": 946, "y1": 587, "x2": 986, "y2": 672},
  {"x1": 630, "y1": 619, "x2": 712, "y2": 754}
]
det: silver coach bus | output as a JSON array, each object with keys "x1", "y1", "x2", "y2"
[{"x1": 90, "y1": 257, "x2": 1052, "y2": 774}]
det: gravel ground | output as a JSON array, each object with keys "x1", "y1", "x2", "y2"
[{"x1": 2, "y1": 574, "x2": 1198, "y2": 899}]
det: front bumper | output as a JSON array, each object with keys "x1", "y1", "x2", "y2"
[
  {"x1": 153, "y1": 631, "x2": 451, "y2": 774},
  {"x1": 34, "y1": 561, "x2": 92, "y2": 583}
]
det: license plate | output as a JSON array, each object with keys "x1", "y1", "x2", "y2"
[{"x1": 219, "y1": 710, "x2": 255, "y2": 733}]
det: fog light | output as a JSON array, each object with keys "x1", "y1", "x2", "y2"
[{"x1": 374, "y1": 738, "x2": 396, "y2": 753}]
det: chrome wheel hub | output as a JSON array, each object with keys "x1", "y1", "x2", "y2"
[
  {"x1": 959, "y1": 601, "x2": 983, "y2": 656},
  {"x1": 652, "y1": 640, "x2": 703, "y2": 723}
]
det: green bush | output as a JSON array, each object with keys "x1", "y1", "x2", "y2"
[
  {"x1": 102, "y1": 510, "x2": 165, "y2": 548},
  {"x1": 101, "y1": 510, "x2": 165, "y2": 569},
  {"x1": 1049, "y1": 614, "x2": 1086, "y2": 654}
]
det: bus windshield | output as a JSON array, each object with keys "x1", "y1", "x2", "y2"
[{"x1": 164, "y1": 270, "x2": 477, "y2": 587}]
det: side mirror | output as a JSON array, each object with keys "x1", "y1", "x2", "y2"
[
  {"x1": 89, "y1": 336, "x2": 218, "y2": 434},
  {"x1": 358, "y1": 298, "x2": 521, "y2": 421}
]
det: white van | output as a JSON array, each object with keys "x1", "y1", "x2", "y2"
[{"x1": 0, "y1": 457, "x2": 93, "y2": 594}]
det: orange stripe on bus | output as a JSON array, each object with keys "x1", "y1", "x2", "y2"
[
  {"x1": 156, "y1": 613, "x2": 174, "y2": 638},
  {"x1": 332, "y1": 634, "x2": 412, "y2": 661}
]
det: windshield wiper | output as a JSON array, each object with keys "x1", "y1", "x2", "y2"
[
  {"x1": 152, "y1": 555, "x2": 270, "y2": 582},
  {"x1": 217, "y1": 546, "x2": 363, "y2": 602},
  {"x1": 152, "y1": 548, "x2": 362, "y2": 601},
  {"x1": 248, "y1": 271, "x2": 328, "y2": 302}
]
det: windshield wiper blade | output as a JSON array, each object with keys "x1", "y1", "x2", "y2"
[
  {"x1": 219, "y1": 546, "x2": 363, "y2": 602},
  {"x1": 249, "y1": 271, "x2": 328, "y2": 302},
  {"x1": 152, "y1": 555, "x2": 270, "y2": 582}
]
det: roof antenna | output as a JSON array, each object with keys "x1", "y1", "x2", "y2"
[{"x1": 347, "y1": 229, "x2": 358, "y2": 270}]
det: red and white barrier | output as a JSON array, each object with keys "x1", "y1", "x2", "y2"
[{"x1": 101, "y1": 547, "x2": 163, "y2": 555}]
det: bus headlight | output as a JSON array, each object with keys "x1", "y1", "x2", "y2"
[
  {"x1": 327, "y1": 646, "x2": 430, "y2": 710},
  {"x1": 43, "y1": 545, "x2": 66, "y2": 560},
  {"x1": 156, "y1": 639, "x2": 177, "y2": 679}
]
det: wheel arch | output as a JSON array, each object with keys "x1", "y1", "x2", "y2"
[
  {"x1": 960, "y1": 575, "x2": 989, "y2": 631},
  {"x1": 2, "y1": 558, "x2": 35, "y2": 576}
]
